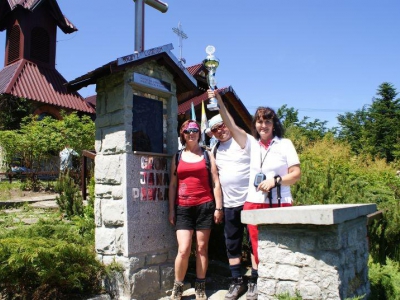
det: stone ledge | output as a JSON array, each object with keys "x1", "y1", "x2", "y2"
[{"x1": 241, "y1": 204, "x2": 377, "y2": 225}]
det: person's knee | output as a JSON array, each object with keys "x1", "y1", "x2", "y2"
[
  {"x1": 196, "y1": 243, "x2": 209, "y2": 256},
  {"x1": 177, "y1": 246, "x2": 191, "y2": 259}
]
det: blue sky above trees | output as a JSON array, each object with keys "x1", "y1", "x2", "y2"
[{"x1": 1, "y1": 0, "x2": 399, "y2": 128}]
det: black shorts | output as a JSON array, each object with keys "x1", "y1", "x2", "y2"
[
  {"x1": 175, "y1": 201, "x2": 215, "y2": 230},
  {"x1": 224, "y1": 205, "x2": 246, "y2": 259}
]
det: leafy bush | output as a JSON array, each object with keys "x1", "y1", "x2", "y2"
[
  {"x1": 0, "y1": 218, "x2": 104, "y2": 300},
  {"x1": 0, "y1": 112, "x2": 94, "y2": 174},
  {"x1": 369, "y1": 257, "x2": 400, "y2": 300},
  {"x1": 290, "y1": 135, "x2": 400, "y2": 263},
  {"x1": 55, "y1": 172, "x2": 84, "y2": 219},
  {"x1": 287, "y1": 135, "x2": 400, "y2": 298}
]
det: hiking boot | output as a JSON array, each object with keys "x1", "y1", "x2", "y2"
[
  {"x1": 170, "y1": 281, "x2": 184, "y2": 300},
  {"x1": 195, "y1": 280, "x2": 207, "y2": 300},
  {"x1": 224, "y1": 277, "x2": 247, "y2": 300},
  {"x1": 246, "y1": 277, "x2": 258, "y2": 300}
]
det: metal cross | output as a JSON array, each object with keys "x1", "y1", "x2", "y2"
[
  {"x1": 172, "y1": 22, "x2": 188, "y2": 64},
  {"x1": 134, "y1": 0, "x2": 168, "y2": 52}
]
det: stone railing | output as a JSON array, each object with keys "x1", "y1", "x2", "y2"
[{"x1": 241, "y1": 204, "x2": 377, "y2": 300}]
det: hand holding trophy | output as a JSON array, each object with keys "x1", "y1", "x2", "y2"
[{"x1": 203, "y1": 45, "x2": 220, "y2": 111}]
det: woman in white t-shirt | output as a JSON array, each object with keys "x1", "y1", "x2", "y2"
[{"x1": 244, "y1": 106, "x2": 301, "y2": 273}]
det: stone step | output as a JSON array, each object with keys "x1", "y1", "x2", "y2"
[{"x1": 158, "y1": 287, "x2": 248, "y2": 300}]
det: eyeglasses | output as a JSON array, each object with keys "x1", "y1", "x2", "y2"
[
  {"x1": 211, "y1": 123, "x2": 226, "y2": 133},
  {"x1": 183, "y1": 128, "x2": 199, "y2": 134}
]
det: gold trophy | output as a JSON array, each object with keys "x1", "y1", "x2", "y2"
[{"x1": 203, "y1": 45, "x2": 220, "y2": 111}]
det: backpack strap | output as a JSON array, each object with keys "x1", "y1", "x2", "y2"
[
  {"x1": 174, "y1": 148, "x2": 214, "y2": 192},
  {"x1": 211, "y1": 141, "x2": 220, "y2": 158},
  {"x1": 202, "y1": 148, "x2": 214, "y2": 191},
  {"x1": 174, "y1": 149, "x2": 183, "y2": 176}
]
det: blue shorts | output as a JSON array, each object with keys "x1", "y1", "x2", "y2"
[
  {"x1": 224, "y1": 205, "x2": 246, "y2": 259},
  {"x1": 175, "y1": 201, "x2": 215, "y2": 230}
]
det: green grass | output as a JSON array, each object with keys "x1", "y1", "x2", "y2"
[{"x1": 0, "y1": 181, "x2": 22, "y2": 200}]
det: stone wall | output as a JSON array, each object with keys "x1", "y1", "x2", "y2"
[
  {"x1": 94, "y1": 62, "x2": 178, "y2": 299},
  {"x1": 242, "y1": 204, "x2": 376, "y2": 300},
  {"x1": 258, "y1": 218, "x2": 369, "y2": 299}
]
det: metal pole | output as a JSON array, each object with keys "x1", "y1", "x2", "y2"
[{"x1": 135, "y1": 0, "x2": 145, "y2": 52}]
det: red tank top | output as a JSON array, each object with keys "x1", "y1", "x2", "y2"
[{"x1": 176, "y1": 159, "x2": 214, "y2": 206}]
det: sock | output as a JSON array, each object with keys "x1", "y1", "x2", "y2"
[
  {"x1": 251, "y1": 268, "x2": 258, "y2": 279},
  {"x1": 229, "y1": 263, "x2": 242, "y2": 278},
  {"x1": 196, "y1": 278, "x2": 206, "y2": 283}
]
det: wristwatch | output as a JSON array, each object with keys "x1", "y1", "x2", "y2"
[{"x1": 215, "y1": 208, "x2": 223, "y2": 211}]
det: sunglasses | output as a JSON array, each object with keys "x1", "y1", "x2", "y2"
[
  {"x1": 183, "y1": 128, "x2": 199, "y2": 134},
  {"x1": 211, "y1": 123, "x2": 226, "y2": 133}
]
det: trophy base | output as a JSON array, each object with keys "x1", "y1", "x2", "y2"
[{"x1": 207, "y1": 103, "x2": 220, "y2": 111}]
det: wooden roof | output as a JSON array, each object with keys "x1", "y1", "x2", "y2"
[
  {"x1": 0, "y1": 0, "x2": 77, "y2": 33},
  {"x1": 0, "y1": 59, "x2": 94, "y2": 113},
  {"x1": 178, "y1": 86, "x2": 252, "y2": 133},
  {"x1": 66, "y1": 44, "x2": 197, "y2": 95}
]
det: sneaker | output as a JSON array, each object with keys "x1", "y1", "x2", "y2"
[
  {"x1": 170, "y1": 281, "x2": 184, "y2": 300},
  {"x1": 195, "y1": 281, "x2": 207, "y2": 300},
  {"x1": 224, "y1": 277, "x2": 247, "y2": 300},
  {"x1": 246, "y1": 278, "x2": 257, "y2": 300}
]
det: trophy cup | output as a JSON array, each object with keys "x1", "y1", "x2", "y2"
[{"x1": 203, "y1": 45, "x2": 220, "y2": 111}]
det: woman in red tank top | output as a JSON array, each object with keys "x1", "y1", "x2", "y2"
[{"x1": 168, "y1": 120, "x2": 223, "y2": 300}]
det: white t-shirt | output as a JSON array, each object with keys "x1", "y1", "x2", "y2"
[
  {"x1": 246, "y1": 137, "x2": 300, "y2": 204},
  {"x1": 215, "y1": 134, "x2": 252, "y2": 208}
]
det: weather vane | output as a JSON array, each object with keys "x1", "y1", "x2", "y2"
[{"x1": 172, "y1": 22, "x2": 188, "y2": 64}]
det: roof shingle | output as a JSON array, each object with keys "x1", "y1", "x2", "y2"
[{"x1": 0, "y1": 59, "x2": 94, "y2": 113}]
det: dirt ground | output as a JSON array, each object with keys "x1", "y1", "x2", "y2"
[
  {"x1": 0, "y1": 184, "x2": 58, "y2": 201},
  {"x1": 8, "y1": 189, "x2": 57, "y2": 201}
]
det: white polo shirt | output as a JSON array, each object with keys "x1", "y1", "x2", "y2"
[{"x1": 246, "y1": 137, "x2": 300, "y2": 204}]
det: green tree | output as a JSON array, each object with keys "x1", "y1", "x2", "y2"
[
  {"x1": 338, "y1": 82, "x2": 400, "y2": 162},
  {"x1": 0, "y1": 112, "x2": 95, "y2": 170},
  {"x1": 0, "y1": 96, "x2": 33, "y2": 130},
  {"x1": 277, "y1": 104, "x2": 334, "y2": 144},
  {"x1": 366, "y1": 83, "x2": 400, "y2": 162},
  {"x1": 337, "y1": 107, "x2": 368, "y2": 155},
  {"x1": 277, "y1": 104, "x2": 300, "y2": 129}
]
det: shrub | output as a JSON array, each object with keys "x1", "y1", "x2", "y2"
[
  {"x1": 369, "y1": 257, "x2": 400, "y2": 300},
  {"x1": 55, "y1": 172, "x2": 84, "y2": 219},
  {"x1": 0, "y1": 218, "x2": 104, "y2": 300}
]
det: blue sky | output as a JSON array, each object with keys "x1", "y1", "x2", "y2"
[{"x1": 1, "y1": 0, "x2": 399, "y2": 128}]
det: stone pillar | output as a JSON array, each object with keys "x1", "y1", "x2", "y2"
[
  {"x1": 241, "y1": 204, "x2": 377, "y2": 300},
  {"x1": 94, "y1": 61, "x2": 179, "y2": 300}
]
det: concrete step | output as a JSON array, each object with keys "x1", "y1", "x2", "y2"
[{"x1": 158, "y1": 287, "x2": 248, "y2": 300}]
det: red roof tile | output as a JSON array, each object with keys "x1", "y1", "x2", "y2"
[
  {"x1": 85, "y1": 95, "x2": 96, "y2": 106},
  {"x1": 186, "y1": 63, "x2": 203, "y2": 76},
  {"x1": 0, "y1": 59, "x2": 94, "y2": 113},
  {"x1": 178, "y1": 86, "x2": 241, "y2": 115},
  {"x1": 178, "y1": 90, "x2": 210, "y2": 115}
]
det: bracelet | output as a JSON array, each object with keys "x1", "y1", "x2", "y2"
[
  {"x1": 215, "y1": 208, "x2": 223, "y2": 211},
  {"x1": 274, "y1": 175, "x2": 282, "y2": 187}
]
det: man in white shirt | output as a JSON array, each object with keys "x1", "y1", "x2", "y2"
[{"x1": 207, "y1": 90, "x2": 255, "y2": 300}]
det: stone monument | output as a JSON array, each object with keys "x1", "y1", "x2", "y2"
[{"x1": 69, "y1": 43, "x2": 196, "y2": 299}]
